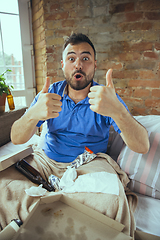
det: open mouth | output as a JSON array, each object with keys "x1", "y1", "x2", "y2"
[{"x1": 74, "y1": 73, "x2": 83, "y2": 80}]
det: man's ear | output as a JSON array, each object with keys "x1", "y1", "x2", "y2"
[
  {"x1": 94, "y1": 60, "x2": 97, "y2": 71},
  {"x1": 61, "y1": 60, "x2": 64, "y2": 69}
]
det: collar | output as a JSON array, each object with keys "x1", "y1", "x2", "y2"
[{"x1": 62, "y1": 80, "x2": 99, "y2": 104}]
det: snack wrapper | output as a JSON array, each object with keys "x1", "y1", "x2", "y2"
[
  {"x1": 70, "y1": 146, "x2": 96, "y2": 169},
  {"x1": 49, "y1": 147, "x2": 97, "y2": 191}
]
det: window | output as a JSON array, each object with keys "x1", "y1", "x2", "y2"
[{"x1": 0, "y1": 0, "x2": 35, "y2": 110}]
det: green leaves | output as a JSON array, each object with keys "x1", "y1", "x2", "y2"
[{"x1": 0, "y1": 69, "x2": 13, "y2": 96}]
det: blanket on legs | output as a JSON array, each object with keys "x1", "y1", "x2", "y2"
[{"x1": 0, "y1": 147, "x2": 137, "y2": 238}]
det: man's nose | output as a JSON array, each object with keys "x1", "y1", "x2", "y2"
[{"x1": 75, "y1": 58, "x2": 82, "y2": 70}]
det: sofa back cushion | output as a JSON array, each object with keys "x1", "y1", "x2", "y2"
[{"x1": 117, "y1": 115, "x2": 160, "y2": 199}]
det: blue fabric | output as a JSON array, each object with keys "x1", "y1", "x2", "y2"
[{"x1": 29, "y1": 80, "x2": 129, "y2": 162}]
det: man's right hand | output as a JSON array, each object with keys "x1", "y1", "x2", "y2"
[
  {"x1": 11, "y1": 77, "x2": 62, "y2": 144},
  {"x1": 33, "y1": 77, "x2": 62, "y2": 121}
]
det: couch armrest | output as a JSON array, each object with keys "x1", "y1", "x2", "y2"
[{"x1": 0, "y1": 107, "x2": 27, "y2": 147}]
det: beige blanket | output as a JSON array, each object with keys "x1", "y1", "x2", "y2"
[{"x1": 0, "y1": 146, "x2": 137, "y2": 238}]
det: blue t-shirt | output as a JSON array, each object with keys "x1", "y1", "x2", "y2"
[{"x1": 30, "y1": 80, "x2": 129, "y2": 162}]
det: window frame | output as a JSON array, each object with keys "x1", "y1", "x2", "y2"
[{"x1": 17, "y1": 0, "x2": 36, "y2": 107}]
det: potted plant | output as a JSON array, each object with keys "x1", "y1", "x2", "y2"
[{"x1": 0, "y1": 69, "x2": 14, "y2": 113}]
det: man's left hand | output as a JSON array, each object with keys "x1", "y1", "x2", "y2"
[{"x1": 88, "y1": 69, "x2": 121, "y2": 118}]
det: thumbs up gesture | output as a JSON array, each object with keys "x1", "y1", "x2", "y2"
[
  {"x1": 88, "y1": 69, "x2": 121, "y2": 118},
  {"x1": 35, "y1": 77, "x2": 62, "y2": 121}
]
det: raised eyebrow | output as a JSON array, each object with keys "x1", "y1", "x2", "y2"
[
  {"x1": 67, "y1": 51, "x2": 76, "y2": 56},
  {"x1": 67, "y1": 51, "x2": 92, "y2": 56},
  {"x1": 81, "y1": 51, "x2": 92, "y2": 56}
]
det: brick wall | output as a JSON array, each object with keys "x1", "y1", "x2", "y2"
[{"x1": 32, "y1": 0, "x2": 160, "y2": 115}]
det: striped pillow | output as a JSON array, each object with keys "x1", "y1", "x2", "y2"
[{"x1": 117, "y1": 132, "x2": 160, "y2": 199}]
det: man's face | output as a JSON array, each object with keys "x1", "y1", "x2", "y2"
[{"x1": 61, "y1": 42, "x2": 97, "y2": 91}]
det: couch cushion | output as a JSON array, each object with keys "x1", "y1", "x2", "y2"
[{"x1": 117, "y1": 115, "x2": 160, "y2": 199}]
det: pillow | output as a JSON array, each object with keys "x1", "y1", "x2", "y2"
[
  {"x1": 117, "y1": 131, "x2": 160, "y2": 199},
  {"x1": 134, "y1": 115, "x2": 160, "y2": 132}
]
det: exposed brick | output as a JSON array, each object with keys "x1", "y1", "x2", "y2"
[
  {"x1": 115, "y1": 88, "x2": 133, "y2": 97},
  {"x1": 47, "y1": 37, "x2": 64, "y2": 46},
  {"x1": 46, "y1": 46, "x2": 55, "y2": 53},
  {"x1": 143, "y1": 51, "x2": 159, "y2": 60},
  {"x1": 145, "y1": 99, "x2": 160, "y2": 108},
  {"x1": 93, "y1": 6, "x2": 107, "y2": 17},
  {"x1": 47, "y1": 62, "x2": 58, "y2": 70},
  {"x1": 110, "y1": 13, "x2": 127, "y2": 23},
  {"x1": 45, "y1": 30, "x2": 54, "y2": 37},
  {"x1": 125, "y1": 61, "x2": 156, "y2": 70},
  {"x1": 62, "y1": 2, "x2": 76, "y2": 9},
  {"x1": 145, "y1": 12, "x2": 160, "y2": 20},
  {"x1": 113, "y1": 79, "x2": 129, "y2": 89},
  {"x1": 118, "y1": 52, "x2": 141, "y2": 61},
  {"x1": 50, "y1": 3, "x2": 61, "y2": 12},
  {"x1": 113, "y1": 70, "x2": 139, "y2": 79},
  {"x1": 152, "y1": 89, "x2": 160, "y2": 98},
  {"x1": 37, "y1": 84, "x2": 44, "y2": 93},
  {"x1": 107, "y1": 62, "x2": 123, "y2": 70},
  {"x1": 36, "y1": 70, "x2": 44, "y2": 77},
  {"x1": 143, "y1": 31, "x2": 159, "y2": 41},
  {"x1": 125, "y1": 12, "x2": 143, "y2": 22},
  {"x1": 62, "y1": 19, "x2": 77, "y2": 28},
  {"x1": 36, "y1": 77, "x2": 44, "y2": 85},
  {"x1": 119, "y1": 22, "x2": 152, "y2": 31},
  {"x1": 45, "y1": 12, "x2": 69, "y2": 21},
  {"x1": 98, "y1": 61, "x2": 123, "y2": 70},
  {"x1": 122, "y1": 97, "x2": 143, "y2": 106},
  {"x1": 77, "y1": 7, "x2": 92, "y2": 18},
  {"x1": 32, "y1": 0, "x2": 160, "y2": 116},
  {"x1": 69, "y1": 10, "x2": 77, "y2": 18},
  {"x1": 151, "y1": 109, "x2": 160, "y2": 115},
  {"x1": 136, "y1": 0, "x2": 160, "y2": 11},
  {"x1": 109, "y1": 2, "x2": 134, "y2": 14},
  {"x1": 129, "y1": 80, "x2": 160, "y2": 88},
  {"x1": 139, "y1": 70, "x2": 156, "y2": 79},
  {"x1": 129, "y1": 42, "x2": 153, "y2": 52},
  {"x1": 133, "y1": 89, "x2": 150, "y2": 98},
  {"x1": 77, "y1": 0, "x2": 91, "y2": 8},
  {"x1": 132, "y1": 107, "x2": 147, "y2": 116},
  {"x1": 155, "y1": 43, "x2": 160, "y2": 50},
  {"x1": 153, "y1": 21, "x2": 160, "y2": 30}
]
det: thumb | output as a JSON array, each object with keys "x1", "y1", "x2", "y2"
[
  {"x1": 106, "y1": 69, "x2": 114, "y2": 88},
  {"x1": 42, "y1": 77, "x2": 50, "y2": 93}
]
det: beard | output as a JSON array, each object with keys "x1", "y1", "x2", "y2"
[{"x1": 64, "y1": 69, "x2": 95, "y2": 91}]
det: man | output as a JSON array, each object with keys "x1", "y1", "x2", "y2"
[{"x1": 11, "y1": 33, "x2": 149, "y2": 162}]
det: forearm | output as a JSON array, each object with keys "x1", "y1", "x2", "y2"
[
  {"x1": 114, "y1": 105, "x2": 149, "y2": 154},
  {"x1": 11, "y1": 107, "x2": 39, "y2": 145}
]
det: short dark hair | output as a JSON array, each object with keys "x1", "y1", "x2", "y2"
[{"x1": 63, "y1": 33, "x2": 96, "y2": 59}]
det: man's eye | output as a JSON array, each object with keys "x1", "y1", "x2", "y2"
[
  {"x1": 69, "y1": 57, "x2": 74, "y2": 61},
  {"x1": 83, "y1": 57, "x2": 89, "y2": 61}
]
